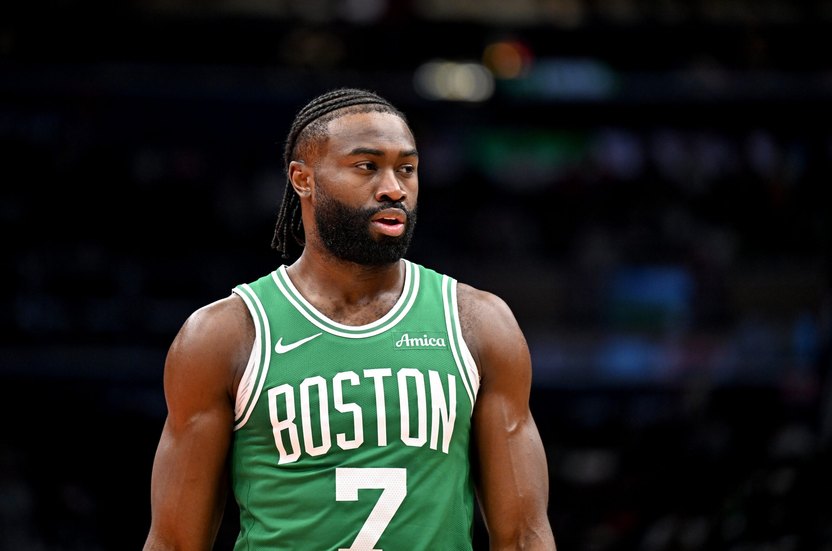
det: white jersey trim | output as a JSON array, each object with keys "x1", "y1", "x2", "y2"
[
  {"x1": 442, "y1": 276, "x2": 480, "y2": 414},
  {"x1": 232, "y1": 284, "x2": 272, "y2": 430},
  {"x1": 271, "y1": 260, "x2": 420, "y2": 339}
]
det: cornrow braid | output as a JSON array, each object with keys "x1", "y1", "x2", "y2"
[{"x1": 271, "y1": 87, "x2": 408, "y2": 260}]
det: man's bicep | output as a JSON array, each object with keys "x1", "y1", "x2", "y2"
[
  {"x1": 147, "y1": 409, "x2": 232, "y2": 550},
  {"x1": 467, "y1": 291, "x2": 555, "y2": 549},
  {"x1": 472, "y1": 374, "x2": 552, "y2": 547},
  {"x1": 145, "y1": 302, "x2": 242, "y2": 550}
]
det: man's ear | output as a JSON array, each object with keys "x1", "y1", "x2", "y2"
[{"x1": 288, "y1": 160, "x2": 313, "y2": 197}]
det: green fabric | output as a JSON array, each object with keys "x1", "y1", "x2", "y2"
[{"x1": 230, "y1": 260, "x2": 478, "y2": 551}]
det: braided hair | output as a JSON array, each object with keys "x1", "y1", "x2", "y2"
[{"x1": 272, "y1": 87, "x2": 409, "y2": 260}]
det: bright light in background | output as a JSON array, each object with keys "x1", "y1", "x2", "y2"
[
  {"x1": 482, "y1": 40, "x2": 533, "y2": 79},
  {"x1": 413, "y1": 40, "x2": 531, "y2": 102},
  {"x1": 413, "y1": 60, "x2": 495, "y2": 102}
]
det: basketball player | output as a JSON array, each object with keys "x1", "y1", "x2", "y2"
[{"x1": 143, "y1": 88, "x2": 556, "y2": 550}]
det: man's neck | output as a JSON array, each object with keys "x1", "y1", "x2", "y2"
[{"x1": 284, "y1": 250, "x2": 406, "y2": 326}]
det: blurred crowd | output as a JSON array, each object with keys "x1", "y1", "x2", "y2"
[{"x1": 2, "y1": 1, "x2": 830, "y2": 549}]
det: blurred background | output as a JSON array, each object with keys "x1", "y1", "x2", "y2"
[{"x1": 1, "y1": 1, "x2": 831, "y2": 550}]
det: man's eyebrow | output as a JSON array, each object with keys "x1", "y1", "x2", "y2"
[{"x1": 347, "y1": 147, "x2": 418, "y2": 158}]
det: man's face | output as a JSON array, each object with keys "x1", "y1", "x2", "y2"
[
  {"x1": 309, "y1": 111, "x2": 419, "y2": 266},
  {"x1": 314, "y1": 180, "x2": 417, "y2": 265}
]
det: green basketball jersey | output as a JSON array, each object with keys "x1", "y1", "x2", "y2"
[{"x1": 230, "y1": 260, "x2": 480, "y2": 551}]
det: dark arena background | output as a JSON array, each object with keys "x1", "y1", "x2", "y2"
[{"x1": 1, "y1": 2, "x2": 831, "y2": 550}]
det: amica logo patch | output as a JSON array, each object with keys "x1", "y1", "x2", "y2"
[{"x1": 392, "y1": 332, "x2": 448, "y2": 350}]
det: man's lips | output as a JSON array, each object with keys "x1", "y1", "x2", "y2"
[
  {"x1": 372, "y1": 208, "x2": 406, "y2": 224},
  {"x1": 371, "y1": 208, "x2": 407, "y2": 236}
]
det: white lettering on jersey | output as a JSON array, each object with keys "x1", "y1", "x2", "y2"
[
  {"x1": 394, "y1": 333, "x2": 447, "y2": 349},
  {"x1": 398, "y1": 368, "x2": 427, "y2": 447},
  {"x1": 268, "y1": 384, "x2": 302, "y2": 464},
  {"x1": 266, "y1": 368, "x2": 458, "y2": 464},
  {"x1": 429, "y1": 371, "x2": 456, "y2": 453},
  {"x1": 300, "y1": 376, "x2": 332, "y2": 457},
  {"x1": 333, "y1": 371, "x2": 364, "y2": 450},
  {"x1": 363, "y1": 368, "x2": 392, "y2": 447}
]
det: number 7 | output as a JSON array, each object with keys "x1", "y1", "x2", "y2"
[{"x1": 335, "y1": 467, "x2": 407, "y2": 551}]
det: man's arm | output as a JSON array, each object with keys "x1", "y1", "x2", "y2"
[
  {"x1": 459, "y1": 284, "x2": 557, "y2": 550},
  {"x1": 143, "y1": 295, "x2": 253, "y2": 551}
]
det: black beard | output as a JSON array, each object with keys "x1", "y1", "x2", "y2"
[{"x1": 314, "y1": 186, "x2": 417, "y2": 266}]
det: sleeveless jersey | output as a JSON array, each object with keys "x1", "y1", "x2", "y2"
[{"x1": 230, "y1": 260, "x2": 481, "y2": 551}]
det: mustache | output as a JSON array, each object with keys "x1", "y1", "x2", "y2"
[{"x1": 368, "y1": 201, "x2": 412, "y2": 216}]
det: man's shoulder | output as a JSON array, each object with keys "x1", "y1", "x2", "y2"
[
  {"x1": 179, "y1": 293, "x2": 251, "y2": 342},
  {"x1": 455, "y1": 282, "x2": 513, "y2": 320}
]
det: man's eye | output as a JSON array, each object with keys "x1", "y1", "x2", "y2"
[
  {"x1": 356, "y1": 161, "x2": 376, "y2": 170},
  {"x1": 399, "y1": 165, "x2": 415, "y2": 174}
]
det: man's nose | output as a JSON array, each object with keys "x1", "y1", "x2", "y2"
[{"x1": 374, "y1": 168, "x2": 406, "y2": 203}]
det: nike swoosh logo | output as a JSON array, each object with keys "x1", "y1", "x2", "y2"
[{"x1": 274, "y1": 332, "x2": 323, "y2": 354}]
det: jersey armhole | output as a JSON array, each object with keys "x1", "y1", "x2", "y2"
[
  {"x1": 442, "y1": 276, "x2": 480, "y2": 413},
  {"x1": 231, "y1": 285, "x2": 271, "y2": 430}
]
